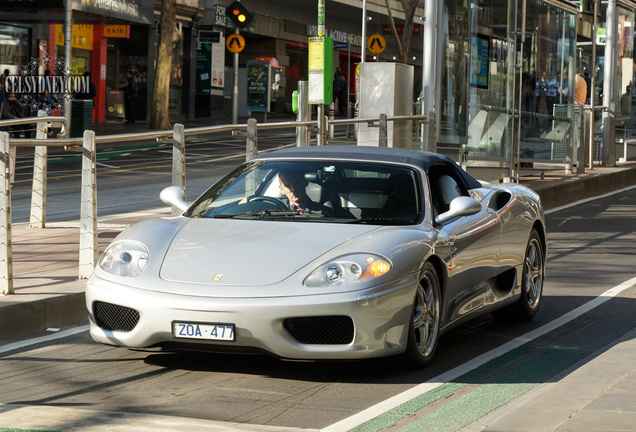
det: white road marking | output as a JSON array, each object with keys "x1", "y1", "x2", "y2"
[
  {"x1": 545, "y1": 183, "x2": 636, "y2": 215},
  {"x1": 96, "y1": 161, "x2": 120, "y2": 169},
  {"x1": 0, "y1": 325, "x2": 89, "y2": 355},
  {"x1": 322, "y1": 276, "x2": 636, "y2": 432}
]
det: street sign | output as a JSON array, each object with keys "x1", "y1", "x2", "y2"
[
  {"x1": 367, "y1": 34, "x2": 386, "y2": 54},
  {"x1": 226, "y1": 34, "x2": 245, "y2": 53},
  {"x1": 308, "y1": 36, "x2": 333, "y2": 105}
]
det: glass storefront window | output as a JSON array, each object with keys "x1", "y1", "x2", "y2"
[
  {"x1": 577, "y1": 6, "x2": 634, "y2": 132},
  {"x1": 516, "y1": 3, "x2": 576, "y2": 163},
  {"x1": 459, "y1": 0, "x2": 576, "y2": 163},
  {"x1": 0, "y1": 24, "x2": 29, "y2": 75},
  {"x1": 615, "y1": 7, "x2": 635, "y2": 127},
  {"x1": 463, "y1": 0, "x2": 517, "y2": 159},
  {"x1": 439, "y1": 0, "x2": 470, "y2": 143}
]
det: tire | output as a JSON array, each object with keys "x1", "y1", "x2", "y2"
[
  {"x1": 492, "y1": 228, "x2": 545, "y2": 322},
  {"x1": 400, "y1": 262, "x2": 441, "y2": 369}
]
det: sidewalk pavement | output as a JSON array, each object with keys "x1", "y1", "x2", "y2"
[
  {"x1": 464, "y1": 326, "x2": 636, "y2": 432},
  {"x1": 0, "y1": 148, "x2": 635, "y2": 431}
]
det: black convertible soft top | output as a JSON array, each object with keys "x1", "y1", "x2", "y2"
[{"x1": 254, "y1": 145, "x2": 482, "y2": 189}]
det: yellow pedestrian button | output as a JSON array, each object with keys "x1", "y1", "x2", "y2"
[
  {"x1": 226, "y1": 34, "x2": 245, "y2": 53},
  {"x1": 367, "y1": 34, "x2": 386, "y2": 54}
]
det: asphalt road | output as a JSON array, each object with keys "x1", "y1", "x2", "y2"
[{"x1": 1, "y1": 187, "x2": 635, "y2": 431}]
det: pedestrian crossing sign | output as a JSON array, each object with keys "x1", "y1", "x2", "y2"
[
  {"x1": 367, "y1": 34, "x2": 386, "y2": 54},
  {"x1": 226, "y1": 34, "x2": 245, "y2": 53}
]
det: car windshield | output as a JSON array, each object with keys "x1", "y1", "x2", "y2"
[{"x1": 185, "y1": 160, "x2": 423, "y2": 225}]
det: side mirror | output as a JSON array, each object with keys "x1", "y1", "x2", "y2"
[
  {"x1": 160, "y1": 186, "x2": 189, "y2": 212},
  {"x1": 434, "y1": 196, "x2": 481, "y2": 225}
]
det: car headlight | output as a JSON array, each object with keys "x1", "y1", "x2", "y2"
[
  {"x1": 304, "y1": 253, "x2": 392, "y2": 287},
  {"x1": 99, "y1": 241, "x2": 149, "y2": 277}
]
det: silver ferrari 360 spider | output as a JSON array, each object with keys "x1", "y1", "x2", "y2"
[{"x1": 86, "y1": 146, "x2": 547, "y2": 368}]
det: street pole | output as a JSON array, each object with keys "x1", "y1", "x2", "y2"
[
  {"x1": 589, "y1": 0, "x2": 598, "y2": 169},
  {"x1": 422, "y1": 0, "x2": 438, "y2": 151},
  {"x1": 232, "y1": 27, "x2": 239, "y2": 125},
  {"x1": 602, "y1": 0, "x2": 617, "y2": 166},
  {"x1": 317, "y1": 0, "x2": 325, "y2": 145},
  {"x1": 347, "y1": 36, "x2": 351, "y2": 120},
  {"x1": 64, "y1": 0, "x2": 72, "y2": 128},
  {"x1": 361, "y1": 0, "x2": 367, "y2": 63}
]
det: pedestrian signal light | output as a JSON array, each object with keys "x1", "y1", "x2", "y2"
[{"x1": 226, "y1": 1, "x2": 252, "y2": 29}]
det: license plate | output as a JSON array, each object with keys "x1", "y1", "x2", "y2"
[{"x1": 172, "y1": 321, "x2": 235, "y2": 342}]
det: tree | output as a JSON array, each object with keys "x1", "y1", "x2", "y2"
[
  {"x1": 384, "y1": 0, "x2": 419, "y2": 64},
  {"x1": 150, "y1": 0, "x2": 179, "y2": 130}
]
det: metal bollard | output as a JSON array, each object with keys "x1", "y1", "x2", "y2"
[
  {"x1": 246, "y1": 118, "x2": 258, "y2": 160},
  {"x1": 0, "y1": 132, "x2": 13, "y2": 295},
  {"x1": 317, "y1": 105, "x2": 325, "y2": 146},
  {"x1": 172, "y1": 123, "x2": 186, "y2": 216},
  {"x1": 328, "y1": 104, "x2": 335, "y2": 139},
  {"x1": 30, "y1": 110, "x2": 48, "y2": 228},
  {"x1": 427, "y1": 110, "x2": 437, "y2": 153},
  {"x1": 296, "y1": 81, "x2": 310, "y2": 147},
  {"x1": 78, "y1": 129, "x2": 98, "y2": 279},
  {"x1": 379, "y1": 113, "x2": 388, "y2": 147},
  {"x1": 353, "y1": 107, "x2": 359, "y2": 140}
]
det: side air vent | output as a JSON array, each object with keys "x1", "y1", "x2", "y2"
[{"x1": 489, "y1": 191, "x2": 512, "y2": 211}]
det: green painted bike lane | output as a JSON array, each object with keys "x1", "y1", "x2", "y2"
[
  {"x1": 350, "y1": 345, "x2": 589, "y2": 432},
  {"x1": 48, "y1": 142, "x2": 170, "y2": 164}
]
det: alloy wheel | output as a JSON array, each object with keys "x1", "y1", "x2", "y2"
[
  {"x1": 413, "y1": 270, "x2": 440, "y2": 358},
  {"x1": 523, "y1": 237, "x2": 543, "y2": 310}
]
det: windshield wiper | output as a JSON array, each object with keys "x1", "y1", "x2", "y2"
[
  {"x1": 211, "y1": 210, "x2": 296, "y2": 218},
  {"x1": 349, "y1": 217, "x2": 415, "y2": 225},
  {"x1": 227, "y1": 210, "x2": 327, "y2": 219}
]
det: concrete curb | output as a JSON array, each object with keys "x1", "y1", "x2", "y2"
[
  {"x1": 531, "y1": 165, "x2": 636, "y2": 210},
  {"x1": 0, "y1": 289, "x2": 87, "y2": 342}
]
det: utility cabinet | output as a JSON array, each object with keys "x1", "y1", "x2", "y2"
[{"x1": 357, "y1": 62, "x2": 414, "y2": 148}]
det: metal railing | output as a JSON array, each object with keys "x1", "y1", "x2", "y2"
[{"x1": 0, "y1": 112, "x2": 427, "y2": 295}]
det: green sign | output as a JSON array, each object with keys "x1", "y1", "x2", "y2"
[
  {"x1": 196, "y1": 43, "x2": 212, "y2": 94},
  {"x1": 308, "y1": 36, "x2": 333, "y2": 104}
]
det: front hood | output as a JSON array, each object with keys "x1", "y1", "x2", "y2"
[{"x1": 160, "y1": 219, "x2": 380, "y2": 286}]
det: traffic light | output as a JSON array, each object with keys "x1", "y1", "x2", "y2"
[{"x1": 226, "y1": 1, "x2": 253, "y2": 29}]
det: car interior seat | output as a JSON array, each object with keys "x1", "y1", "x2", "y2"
[
  {"x1": 378, "y1": 172, "x2": 418, "y2": 222},
  {"x1": 432, "y1": 174, "x2": 463, "y2": 214}
]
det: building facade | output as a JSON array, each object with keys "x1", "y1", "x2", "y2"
[
  {"x1": 1, "y1": 0, "x2": 634, "y2": 171},
  {"x1": 422, "y1": 0, "x2": 636, "y2": 171},
  {"x1": 0, "y1": 0, "x2": 202, "y2": 124}
]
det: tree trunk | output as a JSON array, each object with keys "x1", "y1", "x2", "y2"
[
  {"x1": 386, "y1": 0, "x2": 420, "y2": 64},
  {"x1": 150, "y1": 0, "x2": 178, "y2": 130},
  {"x1": 398, "y1": 0, "x2": 419, "y2": 64}
]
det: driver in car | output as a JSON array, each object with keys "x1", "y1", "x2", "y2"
[{"x1": 278, "y1": 170, "x2": 333, "y2": 216}]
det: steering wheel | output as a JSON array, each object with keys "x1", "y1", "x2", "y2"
[{"x1": 248, "y1": 196, "x2": 289, "y2": 210}]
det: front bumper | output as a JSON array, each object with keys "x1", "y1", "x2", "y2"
[{"x1": 85, "y1": 275, "x2": 418, "y2": 360}]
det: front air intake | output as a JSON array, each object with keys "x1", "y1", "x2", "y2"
[
  {"x1": 283, "y1": 316, "x2": 354, "y2": 345},
  {"x1": 93, "y1": 301, "x2": 140, "y2": 332}
]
